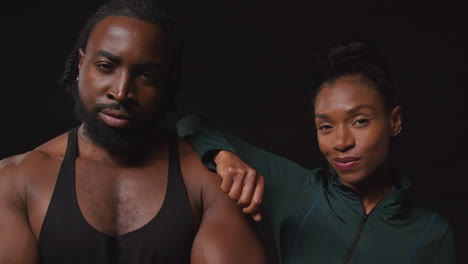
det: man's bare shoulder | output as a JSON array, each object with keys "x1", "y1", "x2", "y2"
[
  {"x1": 177, "y1": 136, "x2": 225, "y2": 205},
  {"x1": 0, "y1": 132, "x2": 69, "y2": 183},
  {"x1": 34, "y1": 131, "x2": 70, "y2": 157},
  {"x1": 177, "y1": 137, "x2": 218, "y2": 179},
  {"x1": 177, "y1": 137, "x2": 201, "y2": 161},
  {"x1": 0, "y1": 132, "x2": 68, "y2": 264}
]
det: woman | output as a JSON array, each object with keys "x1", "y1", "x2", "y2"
[{"x1": 177, "y1": 41, "x2": 456, "y2": 263}]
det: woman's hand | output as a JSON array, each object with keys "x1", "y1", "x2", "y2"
[{"x1": 213, "y1": 151, "x2": 265, "y2": 221}]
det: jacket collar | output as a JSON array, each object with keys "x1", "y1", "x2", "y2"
[{"x1": 326, "y1": 169, "x2": 412, "y2": 219}]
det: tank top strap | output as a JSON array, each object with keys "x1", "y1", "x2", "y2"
[
  {"x1": 166, "y1": 134, "x2": 193, "y2": 215},
  {"x1": 168, "y1": 134, "x2": 182, "y2": 183},
  {"x1": 55, "y1": 127, "x2": 78, "y2": 197},
  {"x1": 161, "y1": 134, "x2": 194, "y2": 227},
  {"x1": 64, "y1": 127, "x2": 79, "y2": 161},
  {"x1": 38, "y1": 127, "x2": 79, "y2": 243}
]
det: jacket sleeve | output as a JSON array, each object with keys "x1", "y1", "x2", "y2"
[
  {"x1": 176, "y1": 114, "x2": 312, "y2": 192},
  {"x1": 433, "y1": 224, "x2": 456, "y2": 264}
]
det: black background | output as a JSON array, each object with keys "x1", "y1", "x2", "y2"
[{"x1": 1, "y1": 0, "x2": 467, "y2": 262}]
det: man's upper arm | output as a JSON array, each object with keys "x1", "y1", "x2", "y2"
[
  {"x1": 0, "y1": 157, "x2": 40, "y2": 264},
  {"x1": 190, "y1": 168, "x2": 267, "y2": 264}
]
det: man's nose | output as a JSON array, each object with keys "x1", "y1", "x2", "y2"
[{"x1": 107, "y1": 71, "x2": 135, "y2": 103}]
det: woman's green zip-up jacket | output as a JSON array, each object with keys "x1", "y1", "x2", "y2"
[{"x1": 177, "y1": 115, "x2": 456, "y2": 264}]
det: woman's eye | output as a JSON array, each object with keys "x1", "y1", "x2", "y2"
[{"x1": 353, "y1": 119, "x2": 369, "y2": 126}]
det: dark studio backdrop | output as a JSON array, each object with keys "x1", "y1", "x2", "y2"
[{"x1": 1, "y1": 0, "x2": 467, "y2": 261}]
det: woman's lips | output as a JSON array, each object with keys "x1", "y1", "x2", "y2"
[
  {"x1": 99, "y1": 110, "x2": 133, "y2": 128},
  {"x1": 333, "y1": 157, "x2": 361, "y2": 171}
]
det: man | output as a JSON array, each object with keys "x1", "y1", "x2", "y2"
[{"x1": 0, "y1": 0, "x2": 266, "y2": 263}]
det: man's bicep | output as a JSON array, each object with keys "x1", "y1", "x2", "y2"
[
  {"x1": 191, "y1": 172, "x2": 267, "y2": 264},
  {"x1": 0, "y1": 164, "x2": 40, "y2": 264},
  {"x1": 0, "y1": 206, "x2": 40, "y2": 263}
]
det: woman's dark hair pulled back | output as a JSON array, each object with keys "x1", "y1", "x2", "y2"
[{"x1": 311, "y1": 40, "x2": 397, "y2": 111}]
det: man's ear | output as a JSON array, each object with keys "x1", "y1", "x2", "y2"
[
  {"x1": 390, "y1": 105, "x2": 403, "y2": 136},
  {"x1": 78, "y1": 48, "x2": 85, "y2": 70}
]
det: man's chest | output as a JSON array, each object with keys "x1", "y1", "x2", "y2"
[
  {"x1": 35, "y1": 156, "x2": 197, "y2": 264},
  {"x1": 29, "y1": 158, "x2": 170, "y2": 239},
  {"x1": 75, "y1": 160, "x2": 169, "y2": 235}
]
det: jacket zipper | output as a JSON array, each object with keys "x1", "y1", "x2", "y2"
[
  {"x1": 340, "y1": 186, "x2": 394, "y2": 264},
  {"x1": 342, "y1": 214, "x2": 368, "y2": 264}
]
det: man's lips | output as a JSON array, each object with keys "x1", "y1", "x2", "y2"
[
  {"x1": 333, "y1": 157, "x2": 361, "y2": 171},
  {"x1": 99, "y1": 109, "x2": 134, "y2": 127},
  {"x1": 100, "y1": 109, "x2": 132, "y2": 119}
]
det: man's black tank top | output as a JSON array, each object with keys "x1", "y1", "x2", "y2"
[{"x1": 38, "y1": 128, "x2": 195, "y2": 263}]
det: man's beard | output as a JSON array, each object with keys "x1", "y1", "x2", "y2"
[{"x1": 71, "y1": 88, "x2": 163, "y2": 155}]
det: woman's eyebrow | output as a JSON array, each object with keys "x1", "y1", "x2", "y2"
[
  {"x1": 315, "y1": 104, "x2": 376, "y2": 119},
  {"x1": 348, "y1": 104, "x2": 376, "y2": 114}
]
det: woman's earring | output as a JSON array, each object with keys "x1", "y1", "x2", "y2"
[{"x1": 394, "y1": 126, "x2": 402, "y2": 136}]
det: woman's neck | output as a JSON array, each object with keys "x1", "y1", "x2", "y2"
[{"x1": 344, "y1": 167, "x2": 394, "y2": 215}]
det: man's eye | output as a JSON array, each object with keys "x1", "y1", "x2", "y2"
[
  {"x1": 96, "y1": 63, "x2": 113, "y2": 71},
  {"x1": 141, "y1": 72, "x2": 161, "y2": 85},
  {"x1": 142, "y1": 72, "x2": 154, "y2": 80},
  {"x1": 318, "y1": 124, "x2": 333, "y2": 130}
]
